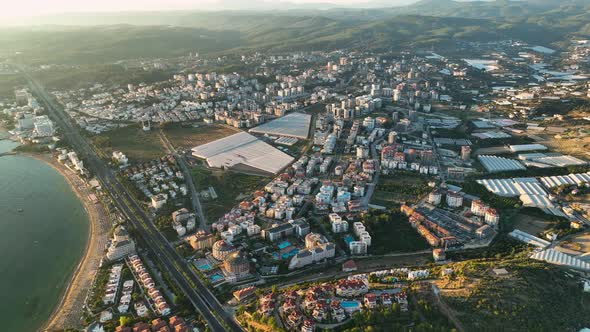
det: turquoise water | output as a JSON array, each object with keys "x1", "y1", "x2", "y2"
[
  {"x1": 210, "y1": 273, "x2": 223, "y2": 282},
  {"x1": 340, "y1": 301, "x2": 360, "y2": 309},
  {"x1": 0, "y1": 137, "x2": 88, "y2": 331},
  {"x1": 281, "y1": 249, "x2": 299, "y2": 260},
  {"x1": 198, "y1": 263, "x2": 212, "y2": 271},
  {"x1": 277, "y1": 241, "x2": 291, "y2": 249}
]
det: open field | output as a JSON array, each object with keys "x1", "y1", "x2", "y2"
[
  {"x1": 541, "y1": 135, "x2": 590, "y2": 159},
  {"x1": 91, "y1": 124, "x2": 165, "y2": 163},
  {"x1": 557, "y1": 231, "x2": 590, "y2": 254},
  {"x1": 440, "y1": 258, "x2": 590, "y2": 331},
  {"x1": 511, "y1": 212, "x2": 555, "y2": 236},
  {"x1": 192, "y1": 167, "x2": 269, "y2": 223},
  {"x1": 162, "y1": 123, "x2": 239, "y2": 151}
]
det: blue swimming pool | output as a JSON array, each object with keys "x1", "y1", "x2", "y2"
[
  {"x1": 340, "y1": 301, "x2": 360, "y2": 309},
  {"x1": 281, "y1": 249, "x2": 299, "y2": 260},
  {"x1": 210, "y1": 273, "x2": 223, "y2": 282},
  {"x1": 278, "y1": 241, "x2": 291, "y2": 250},
  {"x1": 198, "y1": 263, "x2": 212, "y2": 271}
]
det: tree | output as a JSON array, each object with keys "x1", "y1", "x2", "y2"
[{"x1": 119, "y1": 315, "x2": 132, "y2": 327}]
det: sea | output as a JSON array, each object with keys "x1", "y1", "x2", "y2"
[{"x1": 0, "y1": 131, "x2": 88, "y2": 332}]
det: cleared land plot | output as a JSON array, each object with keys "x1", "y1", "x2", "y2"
[
  {"x1": 512, "y1": 212, "x2": 554, "y2": 236},
  {"x1": 558, "y1": 231, "x2": 590, "y2": 254},
  {"x1": 542, "y1": 135, "x2": 590, "y2": 159},
  {"x1": 192, "y1": 167, "x2": 269, "y2": 223},
  {"x1": 162, "y1": 124, "x2": 238, "y2": 151},
  {"x1": 92, "y1": 124, "x2": 164, "y2": 162}
]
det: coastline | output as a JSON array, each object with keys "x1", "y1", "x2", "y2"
[{"x1": 28, "y1": 153, "x2": 110, "y2": 332}]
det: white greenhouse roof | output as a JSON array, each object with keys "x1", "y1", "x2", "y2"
[
  {"x1": 508, "y1": 144, "x2": 548, "y2": 152},
  {"x1": 508, "y1": 229, "x2": 550, "y2": 248},
  {"x1": 478, "y1": 155, "x2": 526, "y2": 173},
  {"x1": 249, "y1": 112, "x2": 312, "y2": 139},
  {"x1": 192, "y1": 131, "x2": 294, "y2": 175},
  {"x1": 531, "y1": 249, "x2": 590, "y2": 272},
  {"x1": 539, "y1": 172, "x2": 590, "y2": 188}
]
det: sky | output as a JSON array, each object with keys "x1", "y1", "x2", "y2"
[{"x1": 1, "y1": 0, "x2": 417, "y2": 18}]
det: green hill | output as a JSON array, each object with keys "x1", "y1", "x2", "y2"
[{"x1": 2, "y1": 0, "x2": 590, "y2": 64}]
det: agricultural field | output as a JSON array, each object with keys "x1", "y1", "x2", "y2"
[
  {"x1": 91, "y1": 124, "x2": 165, "y2": 163},
  {"x1": 162, "y1": 123, "x2": 238, "y2": 151}
]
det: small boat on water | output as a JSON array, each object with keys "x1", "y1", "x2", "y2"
[{"x1": 17, "y1": 208, "x2": 23, "y2": 213}]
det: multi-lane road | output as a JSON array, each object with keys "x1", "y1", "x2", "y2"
[{"x1": 20, "y1": 68, "x2": 242, "y2": 332}]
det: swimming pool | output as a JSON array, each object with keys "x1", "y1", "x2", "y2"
[
  {"x1": 281, "y1": 249, "x2": 299, "y2": 260},
  {"x1": 340, "y1": 301, "x2": 360, "y2": 310},
  {"x1": 210, "y1": 273, "x2": 223, "y2": 282},
  {"x1": 198, "y1": 263, "x2": 212, "y2": 271},
  {"x1": 278, "y1": 241, "x2": 291, "y2": 250}
]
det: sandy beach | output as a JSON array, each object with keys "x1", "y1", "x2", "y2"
[{"x1": 30, "y1": 153, "x2": 111, "y2": 332}]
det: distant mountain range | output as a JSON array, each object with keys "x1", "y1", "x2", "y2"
[{"x1": 1, "y1": 0, "x2": 589, "y2": 64}]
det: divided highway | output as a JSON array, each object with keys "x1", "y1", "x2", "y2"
[{"x1": 20, "y1": 69, "x2": 242, "y2": 332}]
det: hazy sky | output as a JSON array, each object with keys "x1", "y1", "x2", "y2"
[{"x1": 2, "y1": 0, "x2": 414, "y2": 18}]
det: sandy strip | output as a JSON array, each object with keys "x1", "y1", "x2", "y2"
[{"x1": 29, "y1": 153, "x2": 111, "y2": 332}]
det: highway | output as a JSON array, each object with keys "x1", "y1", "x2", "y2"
[{"x1": 20, "y1": 68, "x2": 242, "y2": 332}]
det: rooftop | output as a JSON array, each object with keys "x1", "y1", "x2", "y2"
[{"x1": 249, "y1": 112, "x2": 312, "y2": 139}]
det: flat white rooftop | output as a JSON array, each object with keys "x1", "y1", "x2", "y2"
[
  {"x1": 191, "y1": 131, "x2": 294, "y2": 175},
  {"x1": 249, "y1": 112, "x2": 312, "y2": 139}
]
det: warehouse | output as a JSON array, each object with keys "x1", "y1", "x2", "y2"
[
  {"x1": 249, "y1": 112, "x2": 312, "y2": 139},
  {"x1": 192, "y1": 131, "x2": 294, "y2": 175}
]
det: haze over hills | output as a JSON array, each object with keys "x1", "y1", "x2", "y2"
[{"x1": 1, "y1": 0, "x2": 589, "y2": 64}]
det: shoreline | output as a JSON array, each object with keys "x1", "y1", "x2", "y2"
[{"x1": 27, "y1": 153, "x2": 110, "y2": 332}]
